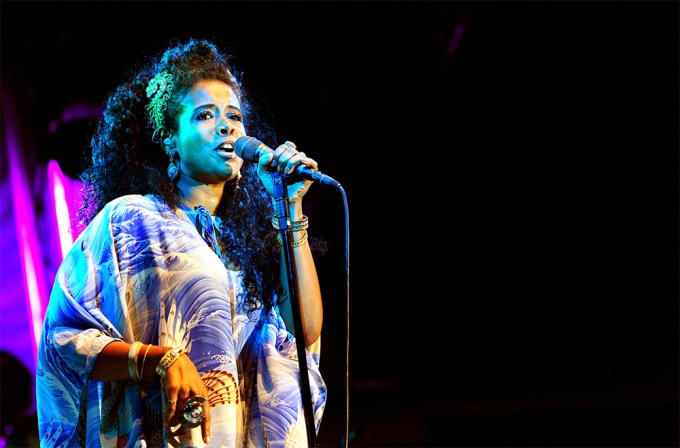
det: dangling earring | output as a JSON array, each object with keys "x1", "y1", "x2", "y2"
[
  {"x1": 167, "y1": 150, "x2": 179, "y2": 181},
  {"x1": 234, "y1": 171, "x2": 242, "y2": 189}
]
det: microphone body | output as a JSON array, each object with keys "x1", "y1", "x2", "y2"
[{"x1": 234, "y1": 136, "x2": 341, "y2": 187}]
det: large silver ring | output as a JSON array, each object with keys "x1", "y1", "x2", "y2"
[
  {"x1": 284, "y1": 140, "x2": 297, "y2": 150},
  {"x1": 181, "y1": 395, "x2": 207, "y2": 428},
  {"x1": 168, "y1": 399, "x2": 177, "y2": 404}
]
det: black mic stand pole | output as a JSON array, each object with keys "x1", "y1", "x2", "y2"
[{"x1": 271, "y1": 171, "x2": 317, "y2": 448}]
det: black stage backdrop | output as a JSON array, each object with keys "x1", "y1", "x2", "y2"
[{"x1": 2, "y1": 1, "x2": 678, "y2": 446}]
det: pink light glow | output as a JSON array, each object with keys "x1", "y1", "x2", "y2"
[
  {"x1": 48, "y1": 160, "x2": 79, "y2": 259},
  {"x1": 20, "y1": 225, "x2": 44, "y2": 350},
  {"x1": 5, "y1": 102, "x2": 49, "y2": 363}
]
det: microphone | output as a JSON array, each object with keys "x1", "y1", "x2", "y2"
[{"x1": 234, "y1": 136, "x2": 341, "y2": 187}]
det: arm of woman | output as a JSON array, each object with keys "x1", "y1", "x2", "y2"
[
  {"x1": 257, "y1": 142, "x2": 324, "y2": 347},
  {"x1": 89, "y1": 341, "x2": 166, "y2": 381},
  {"x1": 277, "y1": 199, "x2": 324, "y2": 347}
]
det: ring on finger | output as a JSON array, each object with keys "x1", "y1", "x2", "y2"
[
  {"x1": 181, "y1": 395, "x2": 207, "y2": 428},
  {"x1": 168, "y1": 399, "x2": 177, "y2": 404}
]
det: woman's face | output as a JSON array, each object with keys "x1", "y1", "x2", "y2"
[{"x1": 173, "y1": 79, "x2": 245, "y2": 185}]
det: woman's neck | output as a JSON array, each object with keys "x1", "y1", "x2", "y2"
[{"x1": 176, "y1": 176, "x2": 225, "y2": 215}]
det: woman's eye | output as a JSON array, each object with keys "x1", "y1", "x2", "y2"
[
  {"x1": 197, "y1": 110, "x2": 214, "y2": 120},
  {"x1": 227, "y1": 112, "x2": 243, "y2": 122}
]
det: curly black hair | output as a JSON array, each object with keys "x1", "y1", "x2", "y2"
[{"x1": 77, "y1": 38, "x2": 283, "y2": 316}]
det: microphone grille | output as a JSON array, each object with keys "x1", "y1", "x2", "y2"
[{"x1": 234, "y1": 136, "x2": 261, "y2": 162}]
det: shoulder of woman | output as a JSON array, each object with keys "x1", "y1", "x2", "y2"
[
  {"x1": 69, "y1": 195, "x2": 174, "y2": 259},
  {"x1": 93, "y1": 194, "x2": 172, "y2": 229},
  {"x1": 104, "y1": 194, "x2": 164, "y2": 216}
]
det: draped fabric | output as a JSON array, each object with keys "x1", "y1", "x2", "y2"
[{"x1": 36, "y1": 194, "x2": 326, "y2": 447}]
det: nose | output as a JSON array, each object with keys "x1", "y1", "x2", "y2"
[
  {"x1": 217, "y1": 124, "x2": 231, "y2": 136},
  {"x1": 216, "y1": 115, "x2": 235, "y2": 136}
]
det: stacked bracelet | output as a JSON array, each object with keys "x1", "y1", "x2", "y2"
[
  {"x1": 276, "y1": 230, "x2": 309, "y2": 248},
  {"x1": 155, "y1": 347, "x2": 186, "y2": 378},
  {"x1": 271, "y1": 215, "x2": 309, "y2": 231},
  {"x1": 128, "y1": 341, "x2": 143, "y2": 381}
]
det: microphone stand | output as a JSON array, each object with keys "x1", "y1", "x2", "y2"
[{"x1": 271, "y1": 172, "x2": 317, "y2": 448}]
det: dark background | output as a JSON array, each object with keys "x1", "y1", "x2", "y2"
[{"x1": 2, "y1": 1, "x2": 678, "y2": 446}]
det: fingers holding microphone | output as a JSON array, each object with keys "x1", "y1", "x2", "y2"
[
  {"x1": 268, "y1": 140, "x2": 319, "y2": 177},
  {"x1": 234, "y1": 136, "x2": 340, "y2": 187}
]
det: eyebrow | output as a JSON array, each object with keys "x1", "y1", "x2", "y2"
[{"x1": 193, "y1": 104, "x2": 242, "y2": 114}]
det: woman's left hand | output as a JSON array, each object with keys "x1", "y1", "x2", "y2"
[{"x1": 256, "y1": 141, "x2": 317, "y2": 202}]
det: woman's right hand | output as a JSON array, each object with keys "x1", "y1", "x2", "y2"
[
  {"x1": 162, "y1": 352, "x2": 211, "y2": 445},
  {"x1": 256, "y1": 141, "x2": 317, "y2": 203}
]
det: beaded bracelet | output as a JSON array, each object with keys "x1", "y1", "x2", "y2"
[
  {"x1": 155, "y1": 347, "x2": 186, "y2": 378},
  {"x1": 128, "y1": 341, "x2": 143, "y2": 381},
  {"x1": 276, "y1": 230, "x2": 308, "y2": 248},
  {"x1": 271, "y1": 215, "x2": 309, "y2": 231}
]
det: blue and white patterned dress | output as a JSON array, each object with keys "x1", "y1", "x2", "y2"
[{"x1": 36, "y1": 194, "x2": 326, "y2": 447}]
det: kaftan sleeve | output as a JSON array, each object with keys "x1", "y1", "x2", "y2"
[
  {"x1": 36, "y1": 200, "x2": 129, "y2": 447},
  {"x1": 239, "y1": 307, "x2": 327, "y2": 448}
]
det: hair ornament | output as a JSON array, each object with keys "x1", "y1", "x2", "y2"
[{"x1": 146, "y1": 70, "x2": 175, "y2": 132}]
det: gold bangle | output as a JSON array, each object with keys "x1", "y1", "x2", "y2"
[
  {"x1": 271, "y1": 215, "x2": 309, "y2": 231},
  {"x1": 155, "y1": 347, "x2": 186, "y2": 378},
  {"x1": 128, "y1": 341, "x2": 143, "y2": 381},
  {"x1": 138, "y1": 343, "x2": 151, "y2": 380},
  {"x1": 276, "y1": 230, "x2": 308, "y2": 248}
]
